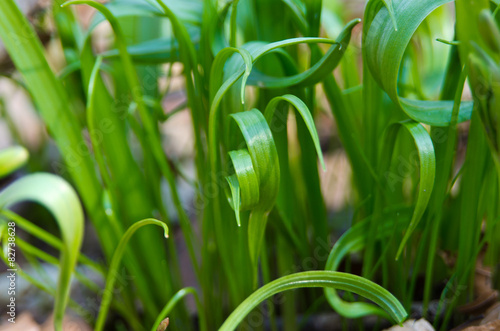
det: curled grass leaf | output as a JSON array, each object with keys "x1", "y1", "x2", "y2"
[
  {"x1": 219, "y1": 271, "x2": 408, "y2": 331},
  {"x1": 364, "y1": 0, "x2": 473, "y2": 126},
  {"x1": 246, "y1": 19, "x2": 359, "y2": 89},
  {"x1": 228, "y1": 109, "x2": 279, "y2": 266},
  {"x1": 225, "y1": 174, "x2": 242, "y2": 227},
  {"x1": 208, "y1": 35, "x2": 348, "y2": 291},
  {"x1": 209, "y1": 36, "x2": 350, "y2": 119},
  {"x1": 209, "y1": 35, "x2": 357, "y2": 190},
  {"x1": 0, "y1": 173, "x2": 84, "y2": 331},
  {"x1": 225, "y1": 150, "x2": 259, "y2": 227},
  {"x1": 230, "y1": 110, "x2": 280, "y2": 213},
  {"x1": 223, "y1": 95, "x2": 325, "y2": 276},
  {"x1": 379, "y1": 121, "x2": 436, "y2": 259},
  {"x1": 264, "y1": 94, "x2": 325, "y2": 170},
  {"x1": 478, "y1": 9, "x2": 500, "y2": 54},
  {"x1": 381, "y1": 0, "x2": 398, "y2": 31},
  {"x1": 324, "y1": 212, "x2": 408, "y2": 319},
  {"x1": 364, "y1": 0, "x2": 398, "y2": 36},
  {"x1": 209, "y1": 47, "x2": 253, "y2": 108}
]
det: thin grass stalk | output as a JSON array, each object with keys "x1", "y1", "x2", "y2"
[
  {"x1": 422, "y1": 64, "x2": 468, "y2": 314},
  {"x1": 95, "y1": 219, "x2": 168, "y2": 331}
]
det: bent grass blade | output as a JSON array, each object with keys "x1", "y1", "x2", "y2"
[
  {"x1": 219, "y1": 271, "x2": 407, "y2": 331},
  {"x1": 0, "y1": 173, "x2": 84, "y2": 331},
  {"x1": 95, "y1": 219, "x2": 169, "y2": 331},
  {"x1": 364, "y1": 0, "x2": 473, "y2": 126}
]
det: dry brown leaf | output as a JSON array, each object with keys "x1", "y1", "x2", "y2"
[
  {"x1": 459, "y1": 291, "x2": 499, "y2": 315},
  {"x1": 157, "y1": 317, "x2": 169, "y2": 331},
  {"x1": 462, "y1": 320, "x2": 500, "y2": 331},
  {"x1": 459, "y1": 248, "x2": 498, "y2": 315},
  {"x1": 481, "y1": 302, "x2": 500, "y2": 325}
]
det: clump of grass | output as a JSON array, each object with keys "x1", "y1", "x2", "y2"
[{"x1": 0, "y1": 0, "x2": 499, "y2": 330}]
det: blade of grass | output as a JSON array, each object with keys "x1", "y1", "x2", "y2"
[
  {"x1": 264, "y1": 94, "x2": 325, "y2": 170},
  {"x1": 324, "y1": 208, "x2": 410, "y2": 319},
  {"x1": 229, "y1": 109, "x2": 279, "y2": 273},
  {"x1": 95, "y1": 219, "x2": 168, "y2": 331},
  {"x1": 378, "y1": 121, "x2": 436, "y2": 259},
  {"x1": 0, "y1": 173, "x2": 84, "y2": 331},
  {"x1": 422, "y1": 64, "x2": 468, "y2": 314},
  {"x1": 219, "y1": 271, "x2": 408, "y2": 330},
  {"x1": 151, "y1": 287, "x2": 207, "y2": 331}
]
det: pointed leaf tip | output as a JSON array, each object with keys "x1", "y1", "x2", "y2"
[{"x1": 225, "y1": 174, "x2": 243, "y2": 227}]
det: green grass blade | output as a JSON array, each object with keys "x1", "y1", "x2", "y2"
[
  {"x1": 245, "y1": 19, "x2": 359, "y2": 89},
  {"x1": 95, "y1": 219, "x2": 168, "y2": 331},
  {"x1": 324, "y1": 210, "x2": 409, "y2": 319},
  {"x1": 264, "y1": 94, "x2": 325, "y2": 170},
  {"x1": 282, "y1": 0, "x2": 308, "y2": 34},
  {"x1": 219, "y1": 271, "x2": 408, "y2": 330},
  {"x1": 211, "y1": 37, "x2": 343, "y2": 111},
  {"x1": 229, "y1": 109, "x2": 280, "y2": 267},
  {"x1": 209, "y1": 47, "x2": 253, "y2": 108},
  {"x1": 207, "y1": 46, "x2": 255, "y2": 303},
  {"x1": 151, "y1": 287, "x2": 207, "y2": 331},
  {"x1": 225, "y1": 174, "x2": 243, "y2": 227},
  {"x1": 0, "y1": 173, "x2": 84, "y2": 331},
  {"x1": 379, "y1": 121, "x2": 436, "y2": 259},
  {"x1": 422, "y1": 64, "x2": 468, "y2": 313},
  {"x1": 229, "y1": 0, "x2": 240, "y2": 47},
  {"x1": 226, "y1": 150, "x2": 260, "y2": 226}
]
